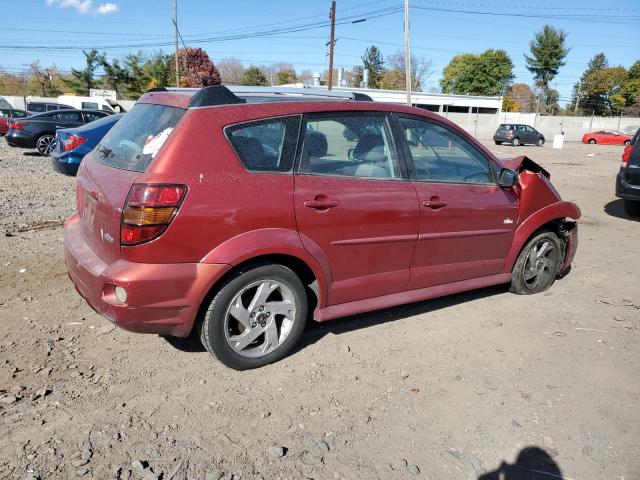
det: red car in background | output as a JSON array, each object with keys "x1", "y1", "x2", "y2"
[
  {"x1": 0, "y1": 108, "x2": 28, "y2": 136},
  {"x1": 582, "y1": 130, "x2": 633, "y2": 145},
  {"x1": 63, "y1": 85, "x2": 580, "y2": 370}
]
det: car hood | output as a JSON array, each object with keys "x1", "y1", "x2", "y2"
[{"x1": 498, "y1": 155, "x2": 550, "y2": 178}]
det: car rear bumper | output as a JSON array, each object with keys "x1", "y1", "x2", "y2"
[
  {"x1": 52, "y1": 154, "x2": 81, "y2": 176},
  {"x1": 615, "y1": 170, "x2": 640, "y2": 201},
  {"x1": 64, "y1": 213, "x2": 230, "y2": 337},
  {"x1": 6, "y1": 132, "x2": 35, "y2": 148}
]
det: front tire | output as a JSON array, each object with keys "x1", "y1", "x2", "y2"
[
  {"x1": 511, "y1": 137, "x2": 520, "y2": 147},
  {"x1": 36, "y1": 134, "x2": 56, "y2": 155},
  {"x1": 536, "y1": 138, "x2": 545, "y2": 147},
  {"x1": 623, "y1": 199, "x2": 640, "y2": 218},
  {"x1": 624, "y1": 140, "x2": 631, "y2": 146},
  {"x1": 588, "y1": 139, "x2": 596, "y2": 144},
  {"x1": 200, "y1": 264, "x2": 308, "y2": 370},
  {"x1": 510, "y1": 231, "x2": 562, "y2": 295}
]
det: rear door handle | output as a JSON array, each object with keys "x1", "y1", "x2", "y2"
[
  {"x1": 422, "y1": 197, "x2": 447, "y2": 209},
  {"x1": 304, "y1": 199, "x2": 338, "y2": 210}
]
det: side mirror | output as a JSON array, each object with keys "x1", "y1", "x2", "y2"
[{"x1": 498, "y1": 168, "x2": 519, "y2": 188}]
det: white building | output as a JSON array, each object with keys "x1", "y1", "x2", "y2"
[{"x1": 282, "y1": 84, "x2": 504, "y2": 115}]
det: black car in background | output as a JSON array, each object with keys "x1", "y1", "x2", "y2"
[
  {"x1": 616, "y1": 128, "x2": 640, "y2": 218},
  {"x1": 6, "y1": 109, "x2": 111, "y2": 155},
  {"x1": 494, "y1": 123, "x2": 545, "y2": 147}
]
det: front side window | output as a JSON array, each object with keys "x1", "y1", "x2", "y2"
[
  {"x1": 29, "y1": 103, "x2": 45, "y2": 113},
  {"x1": 399, "y1": 117, "x2": 494, "y2": 185},
  {"x1": 299, "y1": 114, "x2": 400, "y2": 179},
  {"x1": 525, "y1": 126, "x2": 535, "y2": 132},
  {"x1": 226, "y1": 116, "x2": 300, "y2": 172}
]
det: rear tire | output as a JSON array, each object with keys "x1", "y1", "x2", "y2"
[
  {"x1": 36, "y1": 134, "x2": 56, "y2": 156},
  {"x1": 511, "y1": 137, "x2": 520, "y2": 147},
  {"x1": 623, "y1": 199, "x2": 640, "y2": 218},
  {"x1": 624, "y1": 140, "x2": 631, "y2": 146},
  {"x1": 494, "y1": 140, "x2": 502, "y2": 145},
  {"x1": 588, "y1": 139, "x2": 596, "y2": 144},
  {"x1": 199, "y1": 264, "x2": 308, "y2": 370},
  {"x1": 510, "y1": 231, "x2": 562, "y2": 295}
]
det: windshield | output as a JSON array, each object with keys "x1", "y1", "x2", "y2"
[{"x1": 94, "y1": 103, "x2": 185, "y2": 172}]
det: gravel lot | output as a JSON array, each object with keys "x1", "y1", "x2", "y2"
[{"x1": 0, "y1": 136, "x2": 638, "y2": 480}]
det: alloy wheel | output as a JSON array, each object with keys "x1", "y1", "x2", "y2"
[
  {"x1": 37, "y1": 135, "x2": 56, "y2": 155},
  {"x1": 523, "y1": 240, "x2": 558, "y2": 290},
  {"x1": 223, "y1": 279, "x2": 296, "y2": 358}
]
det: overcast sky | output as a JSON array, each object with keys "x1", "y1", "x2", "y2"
[{"x1": 2, "y1": 0, "x2": 639, "y2": 104}]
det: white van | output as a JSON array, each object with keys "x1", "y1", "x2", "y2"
[{"x1": 56, "y1": 95, "x2": 126, "y2": 113}]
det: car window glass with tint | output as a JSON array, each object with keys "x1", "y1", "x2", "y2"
[
  {"x1": 13, "y1": 110, "x2": 27, "y2": 118},
  {"x1": 94, "y1": 103, "x2": 185, "y2": 172},
  {"x1": 29, "y1": 103, "x2": 45, "y2": 113},
  {"x1": 53, "y1": 112, "x2": 81, "y2": 122},
  {"x1": 526, "y1": 126, "x2": 535, "y2": 132},
  {"x1": 226, "y1": 116, "x2": 300, "y2": 172},
  {"x1": 82, "y1": 102, "x2": 99, "y2": 110},
  {"x1": 300, "y1": 115, "x2": 399, "y2": 179},
  {"x1": 83, "y1": 112, "x2": 104, "y2": 123},
  {"x1": 399, "y1": 117, "x2": 494, "y2": 185}
]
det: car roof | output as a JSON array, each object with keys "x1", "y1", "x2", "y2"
[
  {"x1": 28, "y1": 109, "x2": 108, "y2": 118},
  {"x1": 137, "y1": 85, "x2": 373, "y2": 110}
]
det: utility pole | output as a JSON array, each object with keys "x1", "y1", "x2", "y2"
[
  {"x1": 403, "y1": 0, "x2": 412, "y2": 105},
  {"x1": 173, "y1": 0, "x2": 179, "y2": 87},
  {"x1": 574, "y1": 84, "x2": 581, "y2": 115},
  {"x1": 327, "y1": 0, "x2": 336, "y2": 91}
]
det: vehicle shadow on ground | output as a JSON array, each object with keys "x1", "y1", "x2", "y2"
[
  {"x1": 22, "y1": 151, "x2": 44, "y2": 157},
  {"x1": 604, "y1": 199, "x2": 638, "y2": 221},
  {"x1": 294, "y1": 283, "x2": 509, "y2": 353},
  {"x1": 479, "y1": 446, "x2": 563, "y2": 480},
  {"x1": 162, "y1": 284, "x2": 510, "y2": 354}
]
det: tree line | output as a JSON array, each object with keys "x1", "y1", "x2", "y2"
[{"x1": 1, "y1": 23, "x2": 638, "y2": 116}]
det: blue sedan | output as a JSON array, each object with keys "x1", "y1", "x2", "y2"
[{"x1": 52, "y1": 113, "x2": 123, "y2": 176}]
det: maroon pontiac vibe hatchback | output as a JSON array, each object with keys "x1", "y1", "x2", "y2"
[{"x1": 64, "y1": 86, "x2": 580, "y2": 370}]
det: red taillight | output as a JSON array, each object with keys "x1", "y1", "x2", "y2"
[
  {"x1": 621, "y1": 145, "x2": 633, "y2": 167},
  {"x1": 9, "y1": 121, "x2": 28, "y2": 131},
  {"x1": 63, "y1": 135, "x2": 88, "y2": 152},
  {"x1": 121, "y1": 184, "x2": 187, "y2": 246}
]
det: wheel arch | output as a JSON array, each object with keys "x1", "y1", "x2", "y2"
[
  {"x1": 195, "y1": 228, "x2": 332, "y2": 329},
  {"x1": 503, "y1": 201, "x2": 580, "y2": 273}
]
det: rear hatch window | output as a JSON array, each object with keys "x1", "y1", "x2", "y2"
[{"x1": 95, "y1": 103, "x2": 185, "y2": 172}]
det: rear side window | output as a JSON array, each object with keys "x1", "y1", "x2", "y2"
[
  {"x1": 53, "y1": 112, "x2": 81, "y2": 122},
  {"x1": 83, "y1": 112, "x2": 105, "y2": 123},
  {"x1": 226, "y1": 116, "x2": 300, "y2": 172},
  {"x1": 95, "y1": 103, "x2": 185, "y2": 172},
  {"x1": 82, "y1": 102, "x2": 99, "y2": 110}
]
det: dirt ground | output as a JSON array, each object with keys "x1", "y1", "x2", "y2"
[{"x1": 0, "y1": 137, "x2": 638, "y2": 480}]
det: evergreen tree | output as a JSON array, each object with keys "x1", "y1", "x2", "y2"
[
  {"x1": 63, "y1": 49, "x2": 103, "y2": 95},
  {"x1": 361, "y1": 46, "x2": 385, "y2": 88},
  {"x1": 524, "y1": 25, "x2": 569, "y2": 107},
  {"x1": 240, "y1": 66, "x2": 268, "y2": 86}
]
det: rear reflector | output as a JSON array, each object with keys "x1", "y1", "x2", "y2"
[
  {"x1": 621, "y1": 145, "x2": 633, "y2": 167},
  {"x1": 121, "y1": 184, "x2": 187, "y2": 246},
  {"x1": 62, "y1": 134, "x2": 88, "y2": 152}
]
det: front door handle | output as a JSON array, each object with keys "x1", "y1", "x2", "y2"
[
  {"x1": 422, "y1": 197, "x2": 447, "y2": 209},
  {"x1": 304, "y1": 197, "x2": 338, "y2": 210}
]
